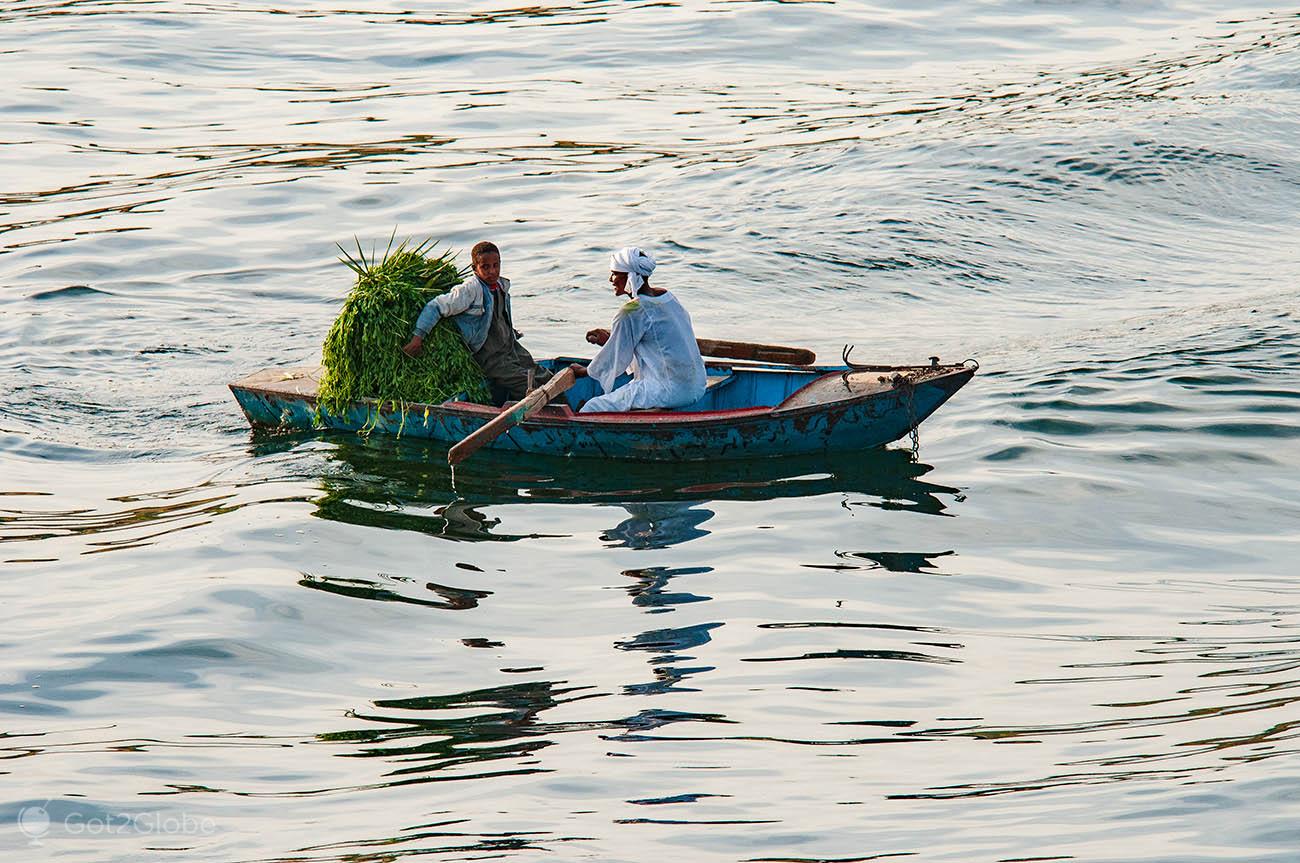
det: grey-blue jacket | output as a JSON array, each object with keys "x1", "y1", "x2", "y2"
[{"x1": 412, "y1": 275, "x2": 512, "y2": 353}]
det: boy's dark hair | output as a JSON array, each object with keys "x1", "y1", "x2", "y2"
[{"x1": 471, "y1": 241, "x2": 499, "y2": 263}]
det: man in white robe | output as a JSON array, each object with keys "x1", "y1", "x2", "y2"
[{"x1": 573, "y1": 247, "x2": 707, "y2": 413}]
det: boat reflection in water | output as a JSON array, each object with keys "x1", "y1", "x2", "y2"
[
  {"x1": 601, "y1": 502, "x2": 715, "y2": 549},
  {"x1": 246, "y1": 431, "x2": 964, "y2": 825},
  {"x1": 249, "y1": 430, "x2": 961, "y2": 550}
]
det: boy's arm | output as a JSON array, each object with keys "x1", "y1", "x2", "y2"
[
  {"x1": 412, "y1": 297, "x2": 443, "y2": 338},
  {"x1": 403, "y1": 282, "x2": 480, "y2": 356},
  {"x1": 433, "y1": 280, "x2": 481, "y2": 322},
  {"x1": 402, "y1": 333, "x2": 425, "y2": 356},
  {"x1": 403, "y1": 297, "x2": 442, "y2": 356}
]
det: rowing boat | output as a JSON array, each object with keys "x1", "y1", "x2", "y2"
[{"x1": 229, "y1": 356, "x2": 976, "y2": 461}]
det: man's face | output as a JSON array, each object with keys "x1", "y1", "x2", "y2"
[
  {"x1": 473, "y1": 252, "x2": 502, "y2": 286},
  {"x1": 609, "y1": 271, "x2": 629, "y2": 295}
]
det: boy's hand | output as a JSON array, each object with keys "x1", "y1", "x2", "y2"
[
  {"x1": 568, "y1": 363, "x2": 588, "y2": 378},
  {"x1": 514, "y1": 329, "x2": 524, "y2": 340},
  {"x1": 586, "y1": 328, "x2": 610, "y2": 346},
  {"x1": 401, "y1": 335, "x2": 424, "y2": 357}
]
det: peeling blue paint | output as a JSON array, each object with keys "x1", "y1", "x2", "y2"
[{"x1": 230, "y1": 364, "x2": 975, "y2": 462}]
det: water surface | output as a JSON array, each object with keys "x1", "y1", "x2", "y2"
[{"x1": 2, "y1": 2, "x2": 1299, "y2": 860}]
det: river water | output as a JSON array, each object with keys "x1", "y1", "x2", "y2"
[{"x1": 3, "y1": 1, "x2": 1300, "y2": 861}]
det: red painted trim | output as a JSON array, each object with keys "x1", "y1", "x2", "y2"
[
  {"x1": 441, "y1": 400, "x2": 774, "y2": 422},
  {"x1": 233, "y1": 364, "x2": 975, "y2": 434}
]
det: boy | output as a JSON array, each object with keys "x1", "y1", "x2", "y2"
[{"x1": 403, "y1": 241, "x2": 552, "y2": 405}]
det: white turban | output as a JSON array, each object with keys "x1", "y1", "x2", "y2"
[{"x1": 609, "y1": 246, "x2": 656, "y2": 298}]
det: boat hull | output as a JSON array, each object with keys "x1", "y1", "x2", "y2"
[{"x1": 229, "y1": 361, "x2": 974, "y2": 462}]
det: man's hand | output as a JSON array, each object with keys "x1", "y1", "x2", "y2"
[
  {"x1": 401, "y1": 335, "x2": 424, "y2": 357},
  {"x1": 586, "y1": 328, "x2": 610, "y2": 347},
  {"x1": 568, "y1": 363, "x2": 588, "y2": 379}
]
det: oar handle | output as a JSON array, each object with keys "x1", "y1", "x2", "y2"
[{"x1": 447, "y1": 366, "x2": 577, "y2": 465}]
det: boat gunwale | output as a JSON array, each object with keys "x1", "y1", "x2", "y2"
[{"x1": 228, "y1": 360, "x2": 976, "y2": 432}]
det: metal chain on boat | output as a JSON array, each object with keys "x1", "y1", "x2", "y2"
[
  {"x1": 905, "y1": 383, "x2": 920, "y2": 459},
  {"x1": 890, "y1": 372, "x2": 919, "y2": 460},
  {"x1": 844, "y1": 344, "x2": 923, "y2": 460}
]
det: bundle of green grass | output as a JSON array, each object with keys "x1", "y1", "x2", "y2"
[{"x1": 317, "y1": 238, "x2": 491, "y2": 424}]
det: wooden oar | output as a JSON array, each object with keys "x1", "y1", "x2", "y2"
[
  {"x1": 447, "y1": 366, "x2": 577, "y2": 466},
  {"x1": 696, "y1": 338, "x2": 815, "y2": 365},
  {"x1": 587, "y1": 329, "x2": 815, "y2": 365}
]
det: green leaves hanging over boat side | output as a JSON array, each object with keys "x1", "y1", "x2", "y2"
[{"x1": 317, "y1": 236, "x2": 491, "y2": 430}]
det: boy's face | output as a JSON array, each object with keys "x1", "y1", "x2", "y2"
[{"x1": 473, "y1": 252, "x2": 501, "y2": 286}]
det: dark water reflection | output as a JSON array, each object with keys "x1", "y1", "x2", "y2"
[
  {"x1": 294, "y1": 433, "x2": 957, "y2": 541},
  {"x1": 317, "y1": 678, "x2": 734, "y2": 789},
  {"x1": 617, "y1": 565, "x2": 714, "y2": 613},
  {"x1": 300, "y1": 572, "x2": 494, "y2": 610}
]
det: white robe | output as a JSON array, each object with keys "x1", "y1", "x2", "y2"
[{"x1": 581, "y1": 291, "x2": 707, "y2": 413}]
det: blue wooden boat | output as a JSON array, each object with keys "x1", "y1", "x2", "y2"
[{"x1": 229, "y1": 355, "x2": 976, "y2": 461}]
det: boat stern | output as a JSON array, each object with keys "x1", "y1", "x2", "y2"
[{"x1": 229, "y1": 366, "x2": 324, "y2": 429}]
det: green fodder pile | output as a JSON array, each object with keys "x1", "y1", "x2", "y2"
[{"x1": 317, "y1": 238, "x2": 491, "y2": 421}]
